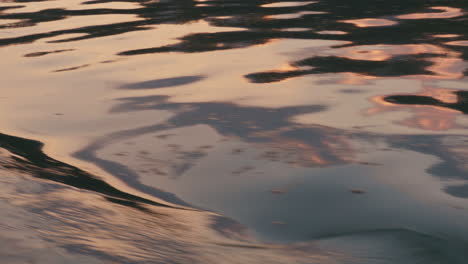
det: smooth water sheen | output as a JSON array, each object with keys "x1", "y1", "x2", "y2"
[{"x1": 1, "y1": 0, "x2": 468, "y2": 263}]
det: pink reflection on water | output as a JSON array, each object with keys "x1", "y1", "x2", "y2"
[
  {"x1": 341, "y1": 18, "x2": 398, "y2": 27},
  {"x1": 332, "y1": 44, "x2": 466, "y2": 80},
  {"x1": 397, "y1": 7, "x2": 464, "y2": 20},
  {"x1": 445, "y1": 41, "x2": 468, "y2": 47},
  {"x1": 367, "y1": 87, "x2": 463, "y2": 131}
]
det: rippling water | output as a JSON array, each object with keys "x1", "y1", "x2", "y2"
[{"x1": 1, "y1": 0, "x2": 468, "y2": 263}]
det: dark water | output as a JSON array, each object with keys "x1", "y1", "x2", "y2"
[{"x1": 1, "y1": 0, "x2": 468, "y2": 263}]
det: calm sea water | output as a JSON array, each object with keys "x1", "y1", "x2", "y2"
[{"x1": 1, "y1": 0, "x2": 468, "y2": 263}]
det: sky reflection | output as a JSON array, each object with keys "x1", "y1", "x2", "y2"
[{"x1": 1, "y1": 0, "x2": 468, "y2": 263}]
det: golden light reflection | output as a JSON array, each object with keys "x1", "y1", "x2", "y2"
[
  {"x1": 277, "y1": 63, "x2": 299, "y2": 72},
  {"x1": 426, "y1": 57, "x2": 467, "y2": 80},
  {"x1": 397, "y1": 7, "x2": 464, "y2": 20},
  {"x1": 327, "y1": 44, "x2": 467, "y2": 80},
  {"x1": 263, "y1": 132, "x2": 354, "y2": 167},
  {"x1": 279, "y1": 139, "x2": 330, "y2": 166},
  {"x1": 397, "y1": 109, "x2": 458, "y2": 131},
  {"x1": 333, "y1": 44, "x2": 448, "y2": 61},
  {"x1": 421, "y1": 88, "x2": 459, "y2": 104},
  {"x1": 335, "y1": 72, "x2": 377, "y2": 85},
  {"x1": 3, "y1": 0, "x2": 141, "y2": 14},
  {"x1": 261, "y1": 1, "x2": 317, "y2": 8},
  {"x1": 316, "y1": 30, "x2": 348, "y2": 35},
  {"x1": 433, "y1": 34, "x2": 460, "y2": 38},
  {"x1": 341, "y1": 18, "x2": 398, "y2": 28},
  {"x1": 282, "y1": 28, "x2": 311, "y2": 32},
  {"x1": 1, "y1": 14, "x2": 144, "y2": 40},
  {"x1": 445, "y1": 41, "x2": 468, "y2": 47},
  {"x1": 367, "y1": 87, "x2": 463, "y2": 131},
  {"x1": 264, "y1": 11, "x2": 326, "y2": 20}
]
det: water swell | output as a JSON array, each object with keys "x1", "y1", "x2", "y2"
[{"x1": 2, "y1": 0, "x2": 468, "y2": 262}]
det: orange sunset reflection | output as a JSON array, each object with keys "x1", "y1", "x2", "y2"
[{"x1": 367, "y1": 87, "x2": 465, "y2": 131}]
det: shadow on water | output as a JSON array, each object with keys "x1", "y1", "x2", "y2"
[
  {"x1": 0, "y1": 0, "x2": 467, "y2": 51},
  {"x1": 0, "y1": 133, "x2": 302, "y2": 264},
  {"x1": 73, "y1": 96, "x2": 355, "y2": 214},
  {"x1": 384, "y1": 90, "x2": 468, "y2": 114},
  {"x1": 245, "y1": 54, "x2": 439, "y2": 83},
  {"x1": 74, "y1": 90, "x2": 468, "y2": 202},
  {"x1": 76, "y1": 94, "x2": 351, "y2": 169},
  {"x1": 120, "y1": 75, "x2": 206, "y2": 90},
  {"x1": 3, "y1": 129, "x2": 468, "y2": 263},
  {"x1": 0, "y1": 132, "x2": 187, "y2": 209}
]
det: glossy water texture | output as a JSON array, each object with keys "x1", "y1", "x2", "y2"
[{"x1": 1, "y1": 0, "x2": 468, "y2": 263}]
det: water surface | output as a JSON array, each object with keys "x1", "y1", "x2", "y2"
[{"x1": 1, "y1": 0, "x2": 468, "y2": 263}]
